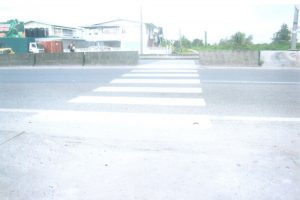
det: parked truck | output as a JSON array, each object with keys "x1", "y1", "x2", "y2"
[
  {"x1": 0, "y1": 19, "x2": 44, "y2": 53},
  {"x1": 0, "y1": 38, "x2": 44, "y2": 53}
]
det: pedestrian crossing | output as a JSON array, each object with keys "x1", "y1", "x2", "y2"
[
  {"x1": 122, "y1": 73, "x2": 199, "y2": 77},
  {"x1": 93, "y1": 87, "x2": 203, "y2": 93},
  {"x1": 66, "y1": 63, "x2": 210, "y2": 127},
  {"x1": 110, "y1": 79, "x2": 201, "y2": 84},
  {"x1": 29, "y1": 62, "x2": 212, "y2": 131},
  {"x1": 131, "y1": 69, "x2": 198, "y2": 73},
  {"x1": 69, "y1": 96, "x2": 206, "y2": 106}
]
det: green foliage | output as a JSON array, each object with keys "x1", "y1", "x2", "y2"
[
  {"x1": 193, "y1": 42, "x2": 291, "y2": 51},
  {"x1": 218, "y1": 32, "x2": 253, "y2": 50},
  {"x1": 145, "y1": 23, "x2": 156, "y2": 31},
  {"x1": 192, "y1": 39, "x2": 204, "y2": 47},
  {"x1": 249, "y1": 43, "x2": 290, "y2": 50},
  {"x1": 173, "y1": 40, "x2": 181, "y2": 49},
  {"x1": 272, "y1": 23, "x2": 291, "y2": 44},
  {"x1": 160, "y1": 38, "x2": 172, "y2": 47},
  {"x1": 231, "y1": 32, "x2": 253, "y2": 49},
  {"x1": 169, "y1": 24, "x2": 297, "y2": 54},
  {"x1": 171, "y1": 35, "x2": 192, "y2": 53},
  {"x1": 180, "y1": 36, "x2": 192, "y2": 48}
]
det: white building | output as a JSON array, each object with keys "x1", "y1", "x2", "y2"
[
  {"x1": 24, "y1": 21, "x2": 84, "y2": 39},
  {"x1": 24, "y1": 19, "x2": 170, "y2": 54},
  {"x1": 82, "y1": 19, "x2": 166, "y2": 54}
]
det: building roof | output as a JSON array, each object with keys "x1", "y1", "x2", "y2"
[
  {"x1": 25, "y1": 21, "x2": 79, "y2": 30},
  {"x1": 81, "y1": 19, "x2": 143, "y2": 29},
  {"x1": 94, "y1": 19, "x2": 140, "y2": 25}
]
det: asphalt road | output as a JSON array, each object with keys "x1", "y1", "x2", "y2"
[{"x1": 0, "y1": 60, "x2": 300, "y2": 200}]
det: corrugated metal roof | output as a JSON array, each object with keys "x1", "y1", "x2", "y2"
[
  {"x1": 82, "y1": 19, "x2": 143, "y2": 29},
  {"x1": 25, "y1": 21, "x2": 79, "y2": 30}
]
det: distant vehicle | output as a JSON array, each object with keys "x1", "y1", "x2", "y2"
[
  {"x1": 0, "y1": 38, "x2": 45, "y2": 54},
  {"x1": 29, "y1": 42, "x2": 44, "y2": 53},
  {"x1": 0, "y1": 48, "x2": 15, "y2": 54}
]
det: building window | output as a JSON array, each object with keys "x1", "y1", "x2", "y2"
[
  {"x1": 103, "y1": 41, "x2": 121, "y2": 48},
  {"x1": 102, "y1": 27, "x2": 119, "y2": 34},
  {"x1": 62, "y1": 29, "x2": 73, "y2": 37},
  {"x1": 53, "y1": 28, "x2": 62, "y2": 36}
]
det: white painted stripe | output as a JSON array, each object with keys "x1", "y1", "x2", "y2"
[
  {"x1": 69, "y1": 96, "x2": 206, "y2": 106},
  {"x1": 29, "y1": 110, "x2": 212, "y2": 129},
  {"x1": 94, "y1": 87, "x2": 203, "y2": 93},
  {"x1": 122, "y1": 73, "x2": 199, "y2": 77},
  {"x1": 131, "y1": 69, "x2": 198, "y2": 73},
  {"x1": 1, "y1": 108, "x2": 299, "y2": 122},
  {"x1": 136, "y1": 66, "x2": 198, "y2": 69},
  {"x1": 202, "y1": 80, "x2": 300, "y2": 85},
  {"x1": 111, "y1": 79, "x2": 201, "y2": 84},
  {"x1": 210, "y1": 115, "x2": 300, "y2": 122},
  {"x1": 0, "y1": 108, "x2": 209, "y2": 124},
  {"x1": 0, "y1": 108, "x2": 40, "y2": 113}
]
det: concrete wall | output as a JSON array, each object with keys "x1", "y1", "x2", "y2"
[
  {"x1": 0, "y1": 54, "x2": 34, "y2": 66},
  {"x1": 0, "y1": 51, "x2": 138, "y2": 66},
  {"x1": 35, "y1": 53, "x2": 84, "y2": 66},
  {"x1": 199, "y1": 51, "x2": 259, "y2": 66},
  {"x1": 260, "y1": 51, "x2": 300, "y2": 67},
  {"x1": 6, "y1": 51, "x2": 300, "y2": 67},
  {"x1": 84, "y1": 51, "x2": 138, "y2": 65}
]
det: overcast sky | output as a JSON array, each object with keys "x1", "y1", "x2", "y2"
[{"x1": 0, "y1": 0, "x2": 298, "y2": 43}]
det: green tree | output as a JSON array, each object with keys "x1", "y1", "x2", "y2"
[
  {"x1": 160, "y1": 39, "x2": 172, "y2": 47},
  {"x1": 172, "y1": 40, "x2": 182, "y2": 53},
  {"x1": 219, "y1": 38, "x2": 231, "y2": 48},
  {"x1": 272, "y1": 23, "x2": 291, "y2": 44},
  {"x1": 230, "y1": 32, "x2": 253, "y2": 49},
  {"x1": 173, "y1": 40, "x2": 181, "y2": 48},
  {"x1": 180, "y1": 36, "x2": 192, "y2": 48},
  {"x1": 172, "y1": 36, "x2": 192, "y2": 53},
  {"x1": 219, "y1": 32, "x2": 253, "y2": 50},
  {"x1": 192, "y1": 39, "x2": 204, "y2": 47}
]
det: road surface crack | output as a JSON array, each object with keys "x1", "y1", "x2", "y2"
[{"x1": 0, "y1": 131, "x2": 26, "y2": 146}]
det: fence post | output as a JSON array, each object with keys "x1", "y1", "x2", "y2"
[
  {"x1": 82, "y1": 52, "x2": 85, "y2": 66},
  {"x1": 33, "y1": 53, "x2": 36, "y2": 66}
]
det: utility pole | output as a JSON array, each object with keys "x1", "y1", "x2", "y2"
[
  {"x1": 204, "y1": 31, "x2": 207, "y2": 47},
  {"x1": 291, "y1": 5, "x2": 299, "y2": 50},
  {"x1": 179, "y1": 28, "x2": 182, "y2": 52},
  {"x1": 140, "y1": 5, "x2": 144, "y2": 55}
]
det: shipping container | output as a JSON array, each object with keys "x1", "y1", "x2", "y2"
[{"x1": 40, "y1": 41, "x2": 63, "y2": 53}]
